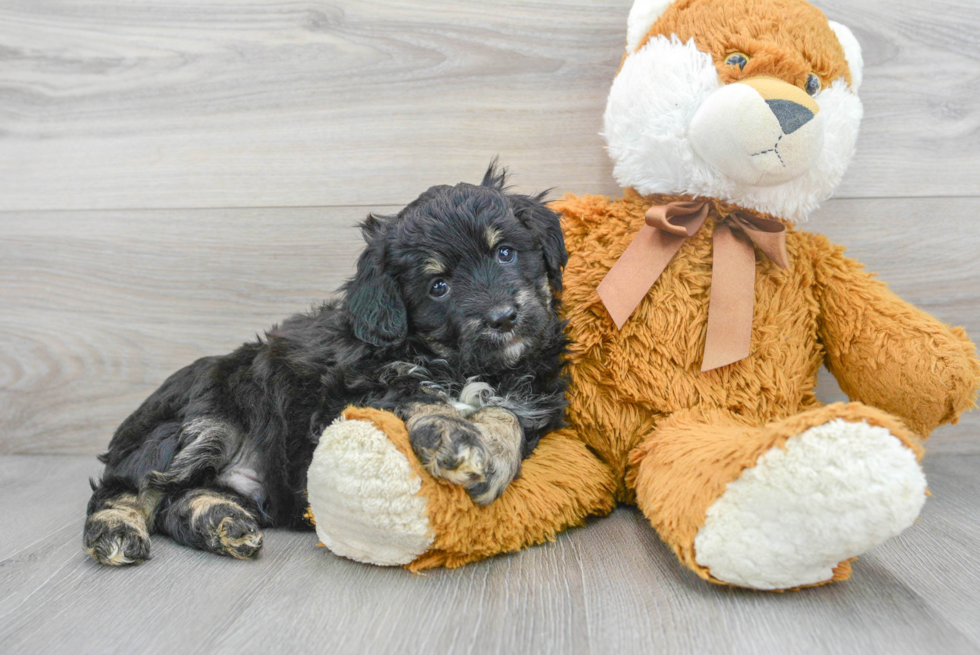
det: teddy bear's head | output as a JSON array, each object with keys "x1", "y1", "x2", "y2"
[{"x1": 603, "y1": 0, "x2": 864, "y2": 221}]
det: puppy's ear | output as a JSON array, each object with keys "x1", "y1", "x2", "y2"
[
  {"x1": 510, "y1": 192, "x2": 568, "y2": 293},
  {"x1": 343, "y1": 215, "x2": 407, "y2": 347}
]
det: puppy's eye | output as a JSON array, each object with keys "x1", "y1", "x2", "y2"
[
  {"x1": 429, "y1": 278, "x2": 450, "y2": 299},
  {"x1": 805, "y1": 73, "x2": 821, "y2": 96},
  {"x1": 496, "y1": 246, "x2": 516, "y2": 264},
  {"x1": 725, "y1": 53, "x2": 749, "y2": 70}
]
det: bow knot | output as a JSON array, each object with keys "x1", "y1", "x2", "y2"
[
  {"x1": 644, "y1": 201, "x2": 709, "y2": 237},
  {"x1": 597, "y1": 199, "x2": 790, "y2": 372}
]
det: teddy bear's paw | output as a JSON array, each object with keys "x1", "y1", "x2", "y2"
[
  {"x1": 307, "y1": 417, "x2": 433, "y2": 566},
  {"x1": 693, "y1": 419, "x2": 927, "y2": 590}
]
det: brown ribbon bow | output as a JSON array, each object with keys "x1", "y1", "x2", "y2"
[{"x1": 596, "y1": 200, "x2": 790, "y2": 372}]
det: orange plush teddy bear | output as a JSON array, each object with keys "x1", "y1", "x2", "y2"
[{"x1": 307, "y1": 0, "x2": 979, "y2": 590}]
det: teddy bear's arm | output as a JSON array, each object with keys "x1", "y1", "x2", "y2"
[
  {"x1": 811, "y1": 234, "x2": 980, "y2": 437},
  {"x1": 408, "y1": 423, "x2": 619, "y2": 570},
  {"x1": 308, "y1": 408, "x2": 619, "y2": 570}
]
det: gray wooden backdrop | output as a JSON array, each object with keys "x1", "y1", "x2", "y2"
[{"x1": 1, "y1": 0, "x2": 979, "y2": 457}]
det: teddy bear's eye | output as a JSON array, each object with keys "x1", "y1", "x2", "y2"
[
  {"x1": 805, "y1": 73, "x2": 821, "y2": 96},
  {"x1": 725, "y1": 53, "x2": 749, "y2": 70}
]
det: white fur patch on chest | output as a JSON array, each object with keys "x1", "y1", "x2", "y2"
[{"x1": 451, "y1": 380, "x2": 495, "y2": 417}]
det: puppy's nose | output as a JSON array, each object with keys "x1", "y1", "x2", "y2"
[{"x1": 486, "y1": 305, "x2": 518, "y2": 333}]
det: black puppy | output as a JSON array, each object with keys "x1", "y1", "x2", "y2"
[{"x1": 83, "y1": 163, "x2": 569, "y2": 566}]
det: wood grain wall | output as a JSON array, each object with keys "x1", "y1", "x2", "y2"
[{"x1": 1, "y1": 0, "x2": 978, "y2": 455}]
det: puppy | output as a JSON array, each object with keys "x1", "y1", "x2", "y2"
[{"x1": 83, "y1": 163, "x2": 569, "y2": 566}]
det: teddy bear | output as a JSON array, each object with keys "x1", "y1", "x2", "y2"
[{"x1": 306, "y1": 0, "x2": 980, "y2": 590}]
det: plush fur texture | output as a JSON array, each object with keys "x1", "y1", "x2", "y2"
[
  {"x1": 693, "y1": 418, "x2": 927, "y2": 589},
  {"x1": 83, "y1": 163, "x2": 571, "y2": 565},
  {"x1": 604, "y1": 35, "x2": 862, "y2": 222},
  {"x1": 327, "y1": 407, "x2": 618, "y2": 572},
  {"x1": 827, "y1": 21, "x2": 862, "y2": 91},
  {"x1": 307, "y1": 417, "x2": 433, "y2": 566},
  {"x1": 626, "y1": 0, "x2": 675, "y2": 52},
  {"x1": 309, "y1": 0, "x2": 980, "y2": 589}
]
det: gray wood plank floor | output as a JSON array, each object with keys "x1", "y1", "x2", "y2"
[{"x1": 1, "y1": 454, "x2": 978, "y2": 655}]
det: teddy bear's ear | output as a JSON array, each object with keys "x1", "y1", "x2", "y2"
[
  {"x1": 828, "y1": 21, "x2": 863, "y2": 93},
  {"x1": 626, "y1": 0, "x2": 677, "y2": 53}
]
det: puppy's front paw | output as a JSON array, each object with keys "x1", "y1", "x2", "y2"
[{"x1": 408, "y1": 414, "x2": 490, "y2": 500}]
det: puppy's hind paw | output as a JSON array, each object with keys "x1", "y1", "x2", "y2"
[
  {"x1": 188, "y1": 497, "x2": 264, "y2": 560},
  {"x1": 83, "y1": 514, "x2": 151, "y2": 566},
  {"x1": 215, "y1": 514, "x2": 264, "y2": 560}
]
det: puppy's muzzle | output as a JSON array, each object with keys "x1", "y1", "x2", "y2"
[{"x1": 485, "y1": 304, "x2": 518, "y2": 333}]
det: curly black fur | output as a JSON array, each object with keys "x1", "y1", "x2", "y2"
[{"x1": 84, "y1": 162, "x2": 569, "y2": 562}]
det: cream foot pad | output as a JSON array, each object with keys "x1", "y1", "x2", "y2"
[
  {"x1": 307, "y1": 418, "x2": 433, "y2": 566},
  {"x1": 694, "y1": 419, "x2": 927, "y2": 589}
]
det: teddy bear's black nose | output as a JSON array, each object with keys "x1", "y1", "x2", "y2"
[{"x1": 766, "y1": 99, "x2": 815, "y2": 135}]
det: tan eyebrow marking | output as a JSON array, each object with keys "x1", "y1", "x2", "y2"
[
  {"x1": 485, "y1": 227, "x2": 502, "y2": 250},
  {"x1": 423, "y1": 257, "x2": 445, "y2": 274}
]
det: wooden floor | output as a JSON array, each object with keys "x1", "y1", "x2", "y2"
[
  {"x1": 1, "y1": 453, "x2": 979, "y2": 654},
  {"x1": 2, "y1": 0, "x2": 979, "y2": 653}
]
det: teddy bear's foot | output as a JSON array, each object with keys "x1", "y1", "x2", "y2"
[
  {"x1": 693, "y1": 418, "x2": 927, "y2": 590},
  {"x1": 307, "y1": 416, "x2": 433, "y2": 566}
]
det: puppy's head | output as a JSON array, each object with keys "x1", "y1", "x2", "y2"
[{"x1": 343, "y1": 162, "x2": 567, "y2": 372}]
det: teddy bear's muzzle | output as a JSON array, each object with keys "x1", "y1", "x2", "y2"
[{"x1": 689, "y1": 75, "x2": 824, "y2": 187}]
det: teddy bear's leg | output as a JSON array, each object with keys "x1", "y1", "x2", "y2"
[
  {"x1": 307, "y1": 407, "x2": 618, "y2": 570},
  {"x1": 628, "y1": 402, "x2": 927, "y2": 590}
]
